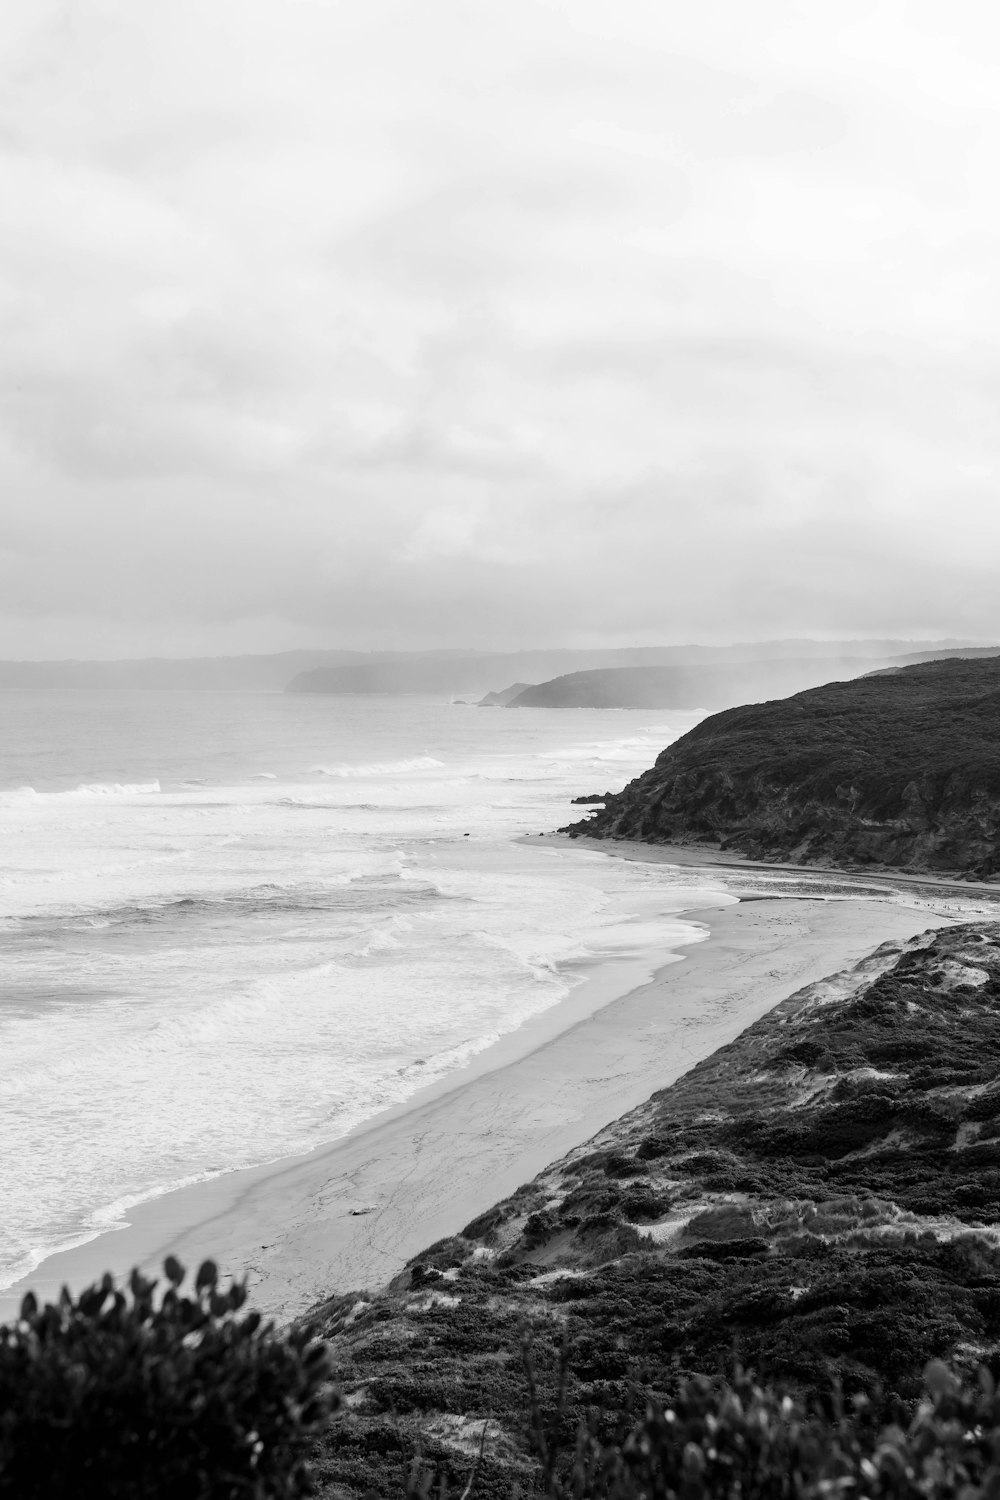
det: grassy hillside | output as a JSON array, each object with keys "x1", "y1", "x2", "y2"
[
  {"x1": 308, "y1": 922, "x2": 1000, "y2": 1497},
  {"x1": 564, "y1": 657, "x2": 1000, "y2": 877}
]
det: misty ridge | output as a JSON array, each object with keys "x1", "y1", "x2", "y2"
[
  {"x1": 286, "y1": 641, "x2": 961, "y2": 703},
  {"x1": 2, "y1": 639, "x2": 996, "y2": 708}
]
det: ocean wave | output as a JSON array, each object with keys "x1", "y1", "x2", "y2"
[
  {"x1": 16, "y1": 877, "x2": 445, "y2": 933},
  {"x1": 539, "y1": 739, "x2": 662, "y2": 763},
  {"x1": 0, "y1": 849, "x2": 195, "y2": 892},
  {"x1": 73, "y1": 780, "x2": 162, "y2": 797},
  {"x1": 309, "y1": 756, "x2": 445, "y2": 778},
  {"x1": 274, "y1": 798, "x2": 444, "y2": 814},
  {"x1": 0, "y1": 1166, "x2": 236, "y2": 1295},
  {"x1": 0, "y1": 786, "x2": 39, "y2": 807},
  {"x1": 0, "y1": 780, "x2": 162, "y2": 811},
  {"x1": 339, "y1": 917, "x2": 413, "y2": 961}
]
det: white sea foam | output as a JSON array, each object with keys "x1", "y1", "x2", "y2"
[
  {"x1": 310, "y1": 755, "x2": 446, "y2": 777},
  {"x1": 539, "y1": 736, "x2": 666, "y2": 763},
  {"x1": 0, "y1": 785, "x2": 38, "y2": 807},
  {"x1": 68, "y1": 781, "x2": 162, "y2": 798},
  {"x1": 0, "y1": 780, "x2": 162, "y2": 807}
]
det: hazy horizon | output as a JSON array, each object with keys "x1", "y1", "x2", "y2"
[
  {"x1": 0, "y1": 634, "x2": 990, "y2": 666},
  {"x1": 3, "y1": 2, "x2": 999, "y2": 657}
]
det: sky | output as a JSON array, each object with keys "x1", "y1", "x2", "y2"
[{"x1": 1, "y1": 0, "x2": 999, "y2": 657}]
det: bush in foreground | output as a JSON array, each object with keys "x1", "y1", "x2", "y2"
[
  {"x1": 521, "y1": 1346, "x2": 1000, "y2": 1500},
  {"x1": 6, "y1": 1257, "x2": 1000, "y2": 1500},
  {"x1": 0, "y1": 1258, "x2": 333, "y2": 1499}
]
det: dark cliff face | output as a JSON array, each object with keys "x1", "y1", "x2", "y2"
[{"x1": 564, "y1": 657, "x2": 1000, "y2": 878}]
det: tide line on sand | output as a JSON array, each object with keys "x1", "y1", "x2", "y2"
[{"x1": 0, "y1": 852, "x2": 947, "y2": 1326}]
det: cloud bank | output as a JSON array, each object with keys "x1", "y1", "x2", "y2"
[{"x1": 2, "y1": 0, "x2": 999, "y2": 654}]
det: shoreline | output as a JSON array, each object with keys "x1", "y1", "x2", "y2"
[
  {"x1": 0, "y1": 910, "x2": 718, "y2": 1321},
  {"x1": 553, "y1": 834, "x2": 1000, "y2": 907},
  {"x1": 2, "y1": 855, "x2": 945, "y2": 1326}
]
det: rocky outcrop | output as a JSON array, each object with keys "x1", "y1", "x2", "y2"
[{"x1": 564, "y1": 657, "x2": 1000, "y2": 879}]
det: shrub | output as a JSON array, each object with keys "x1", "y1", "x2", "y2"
[
  {"x1": 461, "y1": 1207, "x2": 504, "y2": 1241},
  {"x1": 620, "y1": 1189, "x2": 671, "y2": 1223},
  {"x1": 528, "y1": 1357, "x2": 1000, "y2": 1499},
  {"x1": 0, "y1": 1258, "x2": 334, "y2": 1499}
]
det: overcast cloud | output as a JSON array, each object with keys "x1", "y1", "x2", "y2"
[{"x1": 1, "y1": 0, "x2": 998, "y2": 656}]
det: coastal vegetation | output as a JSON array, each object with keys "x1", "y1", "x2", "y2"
[
  {"x1": 565, "y1": 657, "x2": 1000, "y2": 877},
  {"x1": 0, "y1": 1258, "x2": 332, "y2": 1498},
  {"x1": 522, "y1": 1359, "x2": 1000, "y2": 1499},
  {"x1": 8, "y1": 1307, "x2": 1000, "y2": 1500}
]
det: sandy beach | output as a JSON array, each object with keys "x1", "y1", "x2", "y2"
[{"x1": 2, "y1": 835, "x2": 957, "y2": 1327}]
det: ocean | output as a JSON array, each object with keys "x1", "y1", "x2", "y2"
[{"x1": 0, "y1": 689, "x2": 723, "y2": 1293}]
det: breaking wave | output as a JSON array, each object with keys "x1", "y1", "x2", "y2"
[
  {"x1": 0, "y1": 781, "x2": 162, "y2": 805},
  {"x1": 310, "y1": 756, "x2": 445, "y2": 778}
]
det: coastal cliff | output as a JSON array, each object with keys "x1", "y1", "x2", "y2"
[
  {"x1": 310, "y1": 922, "x2": 1000, "y2": 1495},
  {"x1": 563, "y1": 657, "x2": 1000, "y2": 879}
]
